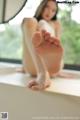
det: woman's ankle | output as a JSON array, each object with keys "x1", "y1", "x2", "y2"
[{"x1": 37, "y1": 71, "x2": 50, "y2": 84}]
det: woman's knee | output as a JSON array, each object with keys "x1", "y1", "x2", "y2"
[{"x1": 22, "y1": 17, "x2": 38, "y2": 27}]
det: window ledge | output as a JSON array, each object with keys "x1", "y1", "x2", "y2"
[{"x1": 0, "y1": 62, "x2": 80, "y2": 97}]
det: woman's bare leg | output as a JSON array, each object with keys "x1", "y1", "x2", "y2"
[{"x1": 22, "y1": 18, "x2": 51, "y2": 90}]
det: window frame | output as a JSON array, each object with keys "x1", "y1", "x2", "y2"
[{"x1": 0, "y1": 58, "x2": 80, "y2": 71}]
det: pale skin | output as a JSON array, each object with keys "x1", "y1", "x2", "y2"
[{"x1": 22, "y1": 1, "x2": 64, "y2": 90}]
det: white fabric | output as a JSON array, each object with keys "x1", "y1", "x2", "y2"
[{"x1": 39, "y1": 20, "x2": 55, "y2": 37}]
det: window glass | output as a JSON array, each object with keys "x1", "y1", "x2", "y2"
[{"x1": 0, "y1": 0, "x2": 80, "y2": 65}]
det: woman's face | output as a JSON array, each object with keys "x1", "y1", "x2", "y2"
[{"x1": 41, "y1": 1, "x2": 57, "y2": 21}]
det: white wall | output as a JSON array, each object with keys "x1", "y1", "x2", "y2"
[{"x1": 0, "y1": 84, "x2": 80, "y2": 120}]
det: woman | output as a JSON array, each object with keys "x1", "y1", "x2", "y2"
[{"x1": 22, "y1": 0, "x2": 64, "y2": 90}]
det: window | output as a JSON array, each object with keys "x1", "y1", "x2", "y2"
[
  {"x1": 0, "y1": 23, "x2": 22, "y2": 60},
  {"x1": 0, "y1": 0, "x2": 80, "y2": 70},
  {"x1": 58, "y1": 2, "x2": 80, "y2": 65}
]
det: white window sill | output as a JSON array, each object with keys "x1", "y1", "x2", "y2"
[{"x1": 0, "y1": 62, "x2": 80, "y2": 97}]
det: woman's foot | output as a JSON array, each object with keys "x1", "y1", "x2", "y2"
[
  {"x1": 28, "y1": 80, "x2": 51, "y2": 90},
  {"x1": 27, "y1": 79, "x2": 51, "y2": 90},
  {"x1": 32, "y1": 32, "x2": 43, "y2": 47},
  {"x1": 16, "y1": 67, "x2": 26, "y2": 73},
  {"x1": 27, "y1": 72, "x2": 51, "y2": 91}
]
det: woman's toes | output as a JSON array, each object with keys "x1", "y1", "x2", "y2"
[
  {"x1": 31, "y1": 80, "x2": 51, "y2": 91},
  {"x1": 28, "y1": 80, "x2": 37, "y2": 88},
  {"x1": 31, "y1": 85, "x2": 40, "y2": 91},
  {"x1": 43, "y1": 32, "x2": 50, "y2": 41},
  {"x1": 32, "y1": 32, "x2": 42, "y2": 47}
]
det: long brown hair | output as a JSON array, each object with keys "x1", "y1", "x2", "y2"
[{"x1": 34, "y1": 0, "x2": 58, "y2": 21}]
